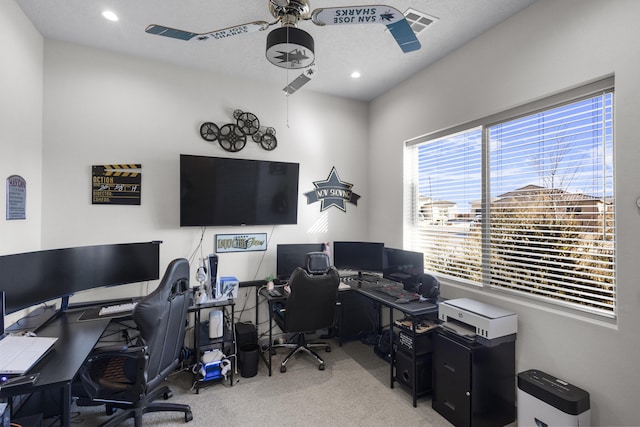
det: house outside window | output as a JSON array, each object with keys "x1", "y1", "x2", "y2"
[{"x1": 405, "y1": 78, "x2": 615, "y2": 318}]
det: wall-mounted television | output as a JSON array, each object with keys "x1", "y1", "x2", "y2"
[{"x1": 180, "y1": 154, "x2": 300, "y2": 226}]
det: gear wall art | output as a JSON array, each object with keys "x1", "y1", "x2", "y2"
[{"x1": 200, "y1": 109, "x2": 277, "y2": 152}]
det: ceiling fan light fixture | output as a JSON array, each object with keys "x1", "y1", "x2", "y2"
[{"x1": 266, "y1": 26, "x2": 315, "y2": 69}]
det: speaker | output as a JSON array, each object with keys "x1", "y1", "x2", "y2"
[
  {"x1": 395, "y1": 350, "x2": 432, "y2": 394},
  {"x1": 209, "y1": 309, "x2": 223, "y2": 339},
  {"x1": 419, "y1": 274, "x2": 440, "y2": 302}
]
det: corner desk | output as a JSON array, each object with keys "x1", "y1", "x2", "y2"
[
  {"x1": 256, "y1": 275, "x2": 439, "y2": 407},
  {"x1": 0, "y1": 309, "x2": 112, "y2": 426}
]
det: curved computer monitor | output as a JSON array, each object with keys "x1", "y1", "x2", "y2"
[
  {"x1": 333, "y1": 241, "x2": 384, "y2": 276},
  {"x1": 0, "y1": 242, "x2": 160, "y2": 314}
]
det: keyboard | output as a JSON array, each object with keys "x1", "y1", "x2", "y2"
[
  {"x1": 376, "y1": 286, "x2": 420, "y2": 302},
  {"x1": 98, "y1": 302, "x2": 137, "y2": 317}
]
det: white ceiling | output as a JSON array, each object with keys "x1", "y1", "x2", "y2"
[{"x1": 16, "y1": 0, "x2": 536, "y2": 101}]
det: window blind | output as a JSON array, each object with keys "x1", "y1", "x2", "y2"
[{"x1": 406, "y1": 79, "x2": 615, "y2": 318}]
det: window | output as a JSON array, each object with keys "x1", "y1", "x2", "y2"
[{"x1": 405, "y1": 78, "x2": 615, "y2": 318}]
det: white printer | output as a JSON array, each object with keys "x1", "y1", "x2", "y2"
[{"x1": 439, "y1": 298, "x2": 517, "y2": 345}]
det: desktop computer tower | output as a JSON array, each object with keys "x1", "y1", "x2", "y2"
[{"x1": 395, "y1": 350, "x2": 432, "y2": 395}]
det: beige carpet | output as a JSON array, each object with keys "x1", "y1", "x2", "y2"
[{"x1": 68, "y1": 340, "x2": 453, "y2": 426}]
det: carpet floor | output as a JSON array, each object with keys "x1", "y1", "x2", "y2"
[{"x1": 68, "y1": 339, "x2": 453, "y2": 427}]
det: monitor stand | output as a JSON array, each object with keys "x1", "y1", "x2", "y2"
[{"x1": 6, "y1": 304, "x2": 58, "y2": 333}]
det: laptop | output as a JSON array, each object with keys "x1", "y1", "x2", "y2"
[{"x1": 0, "y1": 291, "x2": 58, "y2": 375}]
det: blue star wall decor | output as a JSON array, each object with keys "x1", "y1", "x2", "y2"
[{"x1": 304, "y1": 167, "x2": 361, "y2": 212}]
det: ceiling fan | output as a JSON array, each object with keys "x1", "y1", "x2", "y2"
[{"x1": 145, "y1": 0, "x2": 420, "y2": 94}]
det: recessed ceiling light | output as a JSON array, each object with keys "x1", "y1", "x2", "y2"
[
  {"x1": 351, "y1": 71, "x2": 361, "y2": 79},
  {"x1": 102, "y1": 10, "x2": 119, "y2": 22}
]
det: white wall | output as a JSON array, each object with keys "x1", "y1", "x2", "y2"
[
  {"x1": 39, "y1": 40, "x2": 370, "y2": 322},
  {"x1": 0, "y1": 0, "x2": 43, "y2": 254},
  {"x1": 369, "y1": 1, "x2": 640, "y2": 425}
]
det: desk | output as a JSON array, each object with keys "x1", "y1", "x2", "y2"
[
  {"x1": 0, "y1": 310, "x2": 111, "y2": 426},
  {"x1": 258, "y1": 276, "x2": 438, "y2": 407},
  {"x1": 349, "y1": 278, "x2": 438, "y2": 407}
]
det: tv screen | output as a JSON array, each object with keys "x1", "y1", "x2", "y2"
[
  {"x1": 180, "y1": 154, "x2": 299, "y2": 226},
  {"x1": 333, "y1": 241, "x2": 384, "y2": 274},
  {"x1": 383, "y1": 248, "x2": 424, "y2": 284},
  {"x1": 276, "y1": 243, "x2": 325, "y2": 280},
  {"x1": 0, "y1": 242, "x2": 160, "y2": 314}
]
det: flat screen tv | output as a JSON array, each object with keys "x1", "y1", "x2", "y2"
[{"x1": 180, "y1": 154, "x2": 299, "y2": 226}]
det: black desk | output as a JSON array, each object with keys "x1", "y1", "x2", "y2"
[
  {"x1": 347, "y1": 278, "x2": 438, "y2": 407},
  {"x1": 0, "y1": 310, "x2": 111, "y2": 426},
  {"x1": 257, "y1": 287, "x2": 287, "y2": 377},
  {"x1": 257, "y1": 277, "x2": 439, "y2": 407}
]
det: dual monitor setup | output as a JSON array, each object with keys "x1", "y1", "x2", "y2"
[{"x1": 276, "y1": 241, "x2": 427, "y2": 291}]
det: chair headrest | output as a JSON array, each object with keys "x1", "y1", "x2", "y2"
[{"x1": 305, "y1": 252, "x2": 330, "y2": 275}]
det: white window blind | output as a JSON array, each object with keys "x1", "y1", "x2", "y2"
[{"x1": 406, "y1": 79, "x2": 615, "y2": 317}]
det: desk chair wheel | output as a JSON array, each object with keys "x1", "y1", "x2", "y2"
[
  {"x1": 164, "y1": 390, "x2": 173, "y2": 400},
  {"x1": 325, "y1": 346, "x2": 331, "y2": 352},
  {"x1": 185, "y1": 410, "x2": 194, "y2": 422},
  {"x1": 280, "y1": 365, "x2": 287, "y2": 373},
  {"x1": 319, "y1": 363, "x2": 325, "y2": 371},
  {"x1": 270, "y1": 348, "x2": 277, "y2": 356}
]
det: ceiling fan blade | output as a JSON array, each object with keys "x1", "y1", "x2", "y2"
[
  {"x1": 310, "y1": 5, "x2": 421, "y2": 53},
  {"x1": 270, "y1": 0, "x2": 290, "y2": 7},
  {"x1": 145, "y1": 21, "x2": 271, "y2": 42},
  {"x1": 282, "y1": 63, "x2": 317, "y2": 95}
]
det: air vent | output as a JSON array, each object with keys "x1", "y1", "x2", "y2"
[{"x1": 404, "y1": 8, "x2": 438, "y2": 35}]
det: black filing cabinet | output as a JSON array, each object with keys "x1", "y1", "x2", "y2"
[{"x1": 432, "y1": 331, "x2": 516, "y2": 427}]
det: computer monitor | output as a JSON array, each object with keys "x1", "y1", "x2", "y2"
[
  {"x1": 383, "y1": 247, "x2": 424, "y2": 287},
  {"x1": 333, "y1": 241, "x2": 384, "y2": 276},
  {"x1": 276, "y1": 243, "x2": 325, "y2": 280},
  {"x1": 0, "y1": 242, "x2": 160, "y2": 314}
]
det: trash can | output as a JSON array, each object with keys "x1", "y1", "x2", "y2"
[
  {"x1": 238, "y1": 343, "x2": 260, "y2": 378},
  {"x1": 517, "y1": 369, "x2": 590, "y2": 426}
]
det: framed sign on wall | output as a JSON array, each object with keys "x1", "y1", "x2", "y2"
[
  {"x1": 92, "y1": 164, "x2": 141, "y2": 205},
  {"x1": 215, "y1": 233, "x2": 268, "y2": 253}
]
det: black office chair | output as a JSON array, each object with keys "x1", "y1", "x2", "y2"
[
  {"x1": 77, "y1": 258, "x2": 193, "y2": 427},
  {"x1": 273, "y1": 251, "x2": 340, "y2": 373}
]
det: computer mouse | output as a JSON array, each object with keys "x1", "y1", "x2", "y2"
[{"x1": 395, "y1": 298, "x2": 410, "y2": 304}]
